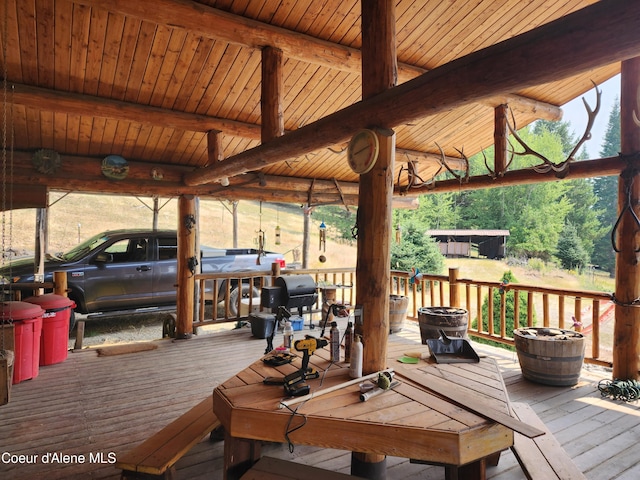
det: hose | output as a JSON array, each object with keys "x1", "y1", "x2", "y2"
[{"x1": 598, "y1": 378, "x2": 640, "y2": 402}]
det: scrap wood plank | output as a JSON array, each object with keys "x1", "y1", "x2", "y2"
[
  {"x1": 117, "y1": 396, "x2": 220, "y2": 477},
  {"x1": 510, "y1": 402, "x2": 587, "y2": 480},
  {"x1": 394, "y1": 364, "x2": 544, "y2": 438}
]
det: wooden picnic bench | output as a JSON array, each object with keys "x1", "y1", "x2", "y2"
[
  {"x1": 117, "y1": 396, "x2": 221, "y2": 479},
  {"x1": 510, "y1": 402, "x2": 586, "y2": 480}
]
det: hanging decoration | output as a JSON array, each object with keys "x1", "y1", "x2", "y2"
[
  {"x1": 256, "y1": 202, "x2": 266, "y2": 265},
  {"x1": 101, "y1": 155, "x2": 129, "y2": 180},
  {"x1": 275, "y1": 207, "x2": 281, "y2": 245},
  {"x1": 319, "y1": 221, "x2": 327, "y2": 252},
  {"x1": 32, "y1": 149, "x2": 61, "y2": 175}
]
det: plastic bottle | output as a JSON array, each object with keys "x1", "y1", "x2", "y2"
[
  {"x1": 283, "y1": 321, "x2": 294, "y2": 351},
  {"x1": 349, "y1": 335, "x2": 363, "y2": 378},
  {"x1": 344, "y1": 321, "x2": 353, "y2": 363},
  {"x1": 330, "y1": 321, "x2": 340, "y2": 362}
]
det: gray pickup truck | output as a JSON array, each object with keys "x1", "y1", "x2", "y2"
[{"x1": 0, "y1": 229, "x2": 284, "y2": 322}]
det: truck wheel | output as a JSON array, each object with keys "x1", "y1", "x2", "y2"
[{"x1": 228, "y1": 285, "x2": 260, "y2": 316}]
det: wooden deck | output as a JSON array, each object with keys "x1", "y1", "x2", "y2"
[{"x1": 1, "y1": 321, "x2": 638, "y2": 480}]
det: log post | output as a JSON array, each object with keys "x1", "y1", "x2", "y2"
[
  {"x1": 494, "y1": 104, "x2": 509, "y2": 176},
  {"x1": 53, "y1": 271, "x2": 67, "y2": 297},
  {"x1": 613, "y1": 57, "x2": 640, "y2": 380},
  {"x1": 176, "y1": 194, "x2": 196, "y2": 339},
  {"x1": 449, "y1": 267, "x2": 460, "y2": 307},
  {"x1": 261, "y1": 46, "x2": 284, "y2": 142},
  {"x1": 352, "y1": 1, "x2": 395, "y2": 478}
]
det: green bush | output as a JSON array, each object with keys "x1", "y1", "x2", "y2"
[
  {"x1": 471, "y1": 270, "x2": 535, "y2": 348},
  {"x1": 390, "y1": 223, "x2": 444, "y2": 275}
]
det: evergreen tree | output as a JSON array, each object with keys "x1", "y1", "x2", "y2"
[
  {"x1": 556, "y1": 222, "x2": 590, "y2": 271},
  {"x1": 390, "y1": 221, "x2": 444, "y2": 274},
  {"x1": 591, "y1": 98, "x2": 620, "y2": 274}
]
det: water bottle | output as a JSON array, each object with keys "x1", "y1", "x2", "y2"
[
  {"x1": 344, "y1": 321, "x2": 354, "y2": 362},
  {"x1": 330, "y1": 321, "x2": 340, "y2": 362},
  {"x1": 349, "y1": 335, "x2": 363, "y2": 378},
  {"x1": 283, "y1": 321, "x2": 294, "y2": 351}
]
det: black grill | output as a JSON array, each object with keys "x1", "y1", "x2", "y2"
[{"x1": 261, "y1": 274, "x2": 317, "y2": 312}]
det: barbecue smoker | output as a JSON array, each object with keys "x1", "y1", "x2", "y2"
[{"x1": 261, "y1": 274, "x2": 318, "y2": 317}]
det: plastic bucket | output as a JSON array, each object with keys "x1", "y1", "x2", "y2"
[
  {"x1": 0, "y1": 301, "x2": 44, "y2": 384},
  {"x1": 249, "y1": 313, "x2": 276, "y2": 339},
  {"x1": 418, "y1": 307, "x2": 468, "y2": 344},
  {"x1": 24, "y1": 294, "x2": 75, "y2": 366}
]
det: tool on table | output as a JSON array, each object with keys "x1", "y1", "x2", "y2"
[
  {"x1": 320, "y1": 303, "x2": 349, "y2": 337},
  {"x1": 282, "y1": 336, "x2": 328, "y2": 396},
  {"x1": 265, "y1": 305, "x2": 292, "y2": 354},
  {"x1": 280, "y1": 368, "x2": 395, "y2": 409},
  {"x1": 263, "y1": 335, "x2": 328, "y2": 397}
]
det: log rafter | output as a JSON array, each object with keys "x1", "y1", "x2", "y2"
[{"x1": 183, "y1": 0, "x2": 640, "y2": 186}]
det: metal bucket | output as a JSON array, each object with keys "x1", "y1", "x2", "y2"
[{"x1": 418, "y1": 307, "x2": 468, "y2": 344}]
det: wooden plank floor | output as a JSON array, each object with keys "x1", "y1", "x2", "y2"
[{"x1": 0, "y1": 320, "x2": 638, "y2": 480}]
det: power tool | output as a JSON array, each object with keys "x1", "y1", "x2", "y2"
[
  {"x1": 263, "y1": 335, "x2": 328, "y2": 397},
  {"x1": 283, "y1": 336, "x2": 328, "y2": 397}
]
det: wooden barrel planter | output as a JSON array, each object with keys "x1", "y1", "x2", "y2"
[
  {"x1": 417, "y1": 307, "x2": 468, "y2": 344},
  {"x1": 514, "y1": 328, "x2": 585, "y2": 387},
  {"x1": 389, "y1": 295, "x2": 409, "y2": 333}
]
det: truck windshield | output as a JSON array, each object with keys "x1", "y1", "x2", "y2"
[{"x1": 60, "y1": 233, "x2": 112, "y2": 261}]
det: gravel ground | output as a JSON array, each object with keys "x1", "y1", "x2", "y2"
[{"x1": 66, "y1": 309, "x2": 240, "y2": 349}]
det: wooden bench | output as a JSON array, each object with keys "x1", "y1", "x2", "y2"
[
  {"x1": 240, "y1": 456, "x2": 363, "y2": 480},
  {"x1": 117, "y1": 396, "x2": 221, "y2": 479},
  {"x1": 510, "y1": 402, "x2": 586, "y2": 480}
]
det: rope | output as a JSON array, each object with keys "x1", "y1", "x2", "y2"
[{"x1": 598, "y1": 379, "x2": 640, "y2": 402}]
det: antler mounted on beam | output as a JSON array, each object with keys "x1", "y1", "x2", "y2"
[{"x1": 507, "y1": 83, "x2": 601, "y2": 178}]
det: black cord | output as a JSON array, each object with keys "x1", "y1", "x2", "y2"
[{"x1": 282, "y1": 403, "x2": 307, "y2": 453}]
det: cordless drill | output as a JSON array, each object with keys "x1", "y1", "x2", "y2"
[{"x1": 283, "y1": 335, "x2": 328, "y2": 397}]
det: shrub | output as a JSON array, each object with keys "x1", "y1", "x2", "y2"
[{"x1": 471, "y1": 270, "x2": 535, "y2": 348}]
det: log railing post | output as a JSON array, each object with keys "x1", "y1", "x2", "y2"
[{"x1": 449, "y1": 267, "x2": 460, "y2": 307}]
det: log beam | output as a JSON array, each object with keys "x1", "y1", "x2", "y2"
[
  {"x1": 184, "y1": 0, "x2": 640, "y2": 186},
  {"x1": 398, "y1": 155, "x2": 628, "y2": 194},
  {"x1": 11, "y1": 83, "x2": 262, "y2": 140},
  {"x1": 613, "y1": 58, "x2": 640, "y2": 380},
  {"x1": 494, "y1": 105, "x2": 509, "y2": 176}
]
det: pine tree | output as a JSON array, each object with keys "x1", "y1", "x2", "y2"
[
  {"x1": 556, "y1": 222, "x2": 590, "y2": 271},
  {"x1": 591, "y1": 98, "x2": 620, "y2": 274}
]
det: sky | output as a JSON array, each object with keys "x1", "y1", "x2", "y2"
[{"x1": 559, "y1": 75, "x2": 620, "y2": 158}]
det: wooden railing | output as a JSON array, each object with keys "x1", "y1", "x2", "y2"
[
  {"x1": 389, "y1": 268, "x2": 614, "y2": 367},
  {"x1": 175, "y1": 266, "x2": 612, "y2": 367},
  {"x1": 194, "y1": 267, "x2": 356, "y2": 327}
]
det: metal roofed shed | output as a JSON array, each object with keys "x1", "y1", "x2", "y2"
[{"x1": 426, "y1": 230, "x2": 510, "y2": 259}]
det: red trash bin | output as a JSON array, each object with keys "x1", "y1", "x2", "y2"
[
  {"x1": 0, "y1": 301, "x2": 44, "y2": 384},
  {"x1": 23, "y1": 294, "x2": 75, "y2": 366}
]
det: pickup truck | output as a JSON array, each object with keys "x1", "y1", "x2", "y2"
[{"x1": 0, "y1": 229, "x2": 285, "y2": 323}]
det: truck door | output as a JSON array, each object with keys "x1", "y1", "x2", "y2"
[
  {"x1": 83, "y1": 236, "x2": 154, "y2": 311},
  {"x1": 152, "y1": 235, "x2": 178, "y2": 305}
]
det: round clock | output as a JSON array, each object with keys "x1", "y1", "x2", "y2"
[{"x1": 347, "y1": 129, "x2": 379, "y2": 174}]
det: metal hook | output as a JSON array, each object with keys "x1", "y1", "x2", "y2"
[{"x1": 611, "y1": 172, "x2": 640, "y2": 253}]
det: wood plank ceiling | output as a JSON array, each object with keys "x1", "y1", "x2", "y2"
[{"x1": 0, "y1": 0, "x2": 622, "y2": 205}]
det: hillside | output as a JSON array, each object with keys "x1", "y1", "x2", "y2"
[
  {"x1": 2, "y1": 192, "x2": 612, "y2": 293},
  {"x1": 2, "y1": 192, "x2": 357, "y2": 270}
]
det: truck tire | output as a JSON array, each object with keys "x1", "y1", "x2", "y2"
[{"x1": 228, "y1": 284, "x2": 260, "y2": 316}]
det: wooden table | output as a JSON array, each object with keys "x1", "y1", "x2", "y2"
[{"x1": 213, "y1": 341, "x2": 517, "y2": 479}]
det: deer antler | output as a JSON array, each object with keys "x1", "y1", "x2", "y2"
[
  {"x1": 633, "y1": 85, "x2": 640, "y2": 128},
  {"x1": 507, "y1": 82, "x2": 601, "y2": 178},
  {"x1": 435, "y1": 143, "x2": 469, "y2": 183}
]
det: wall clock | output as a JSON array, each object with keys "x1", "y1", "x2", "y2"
[{"x1": 347, "y1": 129, "x2": 379, "y2": 174}]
